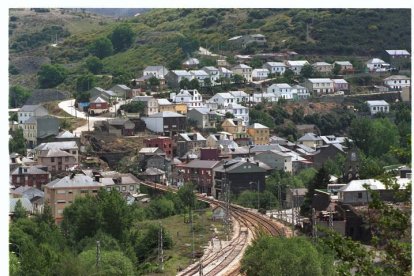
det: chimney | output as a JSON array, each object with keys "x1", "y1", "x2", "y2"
[{"x1": 256, "y1": 162, "x2": 260, "y2": 167}]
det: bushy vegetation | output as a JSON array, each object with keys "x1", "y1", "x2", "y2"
[
  {"x1": 10, "y1": 25, "x2": 70, "y2": 52},
  {"x1": 37, "y1": 64, "x2": 68, "y2": 88}
]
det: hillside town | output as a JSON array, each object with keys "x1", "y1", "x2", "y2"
[{"x1": 8, "y1": 8, "x2": 411, "y2": 276}]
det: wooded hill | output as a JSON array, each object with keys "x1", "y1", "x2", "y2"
[{"x1": 9, "y1": 8, "x2": 411, "y2": 91}]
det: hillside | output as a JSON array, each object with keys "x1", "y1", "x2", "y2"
[{"x1": 9, "y1": 8, "x2": 411, "y2": 93}]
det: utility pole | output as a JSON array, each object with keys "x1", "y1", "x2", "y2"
[
  {"x1": 328, "y1": 208, "x2": 333, "y2": 230},
  {"x1": 312, "y1": 208, "x2": 317, "y2": 242},
  {"x1": 223, "y1": 161, "x2": 231, "y2": 241},
  {"x1": 96, "y1": 240, "x2": 101, "y2": 269},
  {"x1": 191, "y1": 210, "x2": 195, "y2": 263},
  {"x1": 257, "y1": 180, "x2": 260, "y2": 210},
  {"x1": 158, "y1": 223, "x2": 164, "y2": 271}
]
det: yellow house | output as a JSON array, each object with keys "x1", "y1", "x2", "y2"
[
  {"x1": 174, "y1": 103, "x2": 188, "y2": 115},
  {"x1": 221, "y1": 118, "x2": 246, "y2": 135},
  {"x1": 247, "y1": 123, "x2": 269, "y2": 145}
]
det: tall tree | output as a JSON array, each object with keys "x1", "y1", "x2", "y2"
[
  {"x1": 301, "y1": 166, "x2": 330, "y2": 216},
  {"x1": 89, "y1": 37, "x2": 114, "y2": 59},
  {"x1": 85, "y1": 56, "x2": 103, "y2": 74},
  {"x1": 37, "y1": 64, "x2": 67, "y2": 88},
  {"x1": 241, "y1": 235, "x2": 335, "y2": 276},
  {"x1": 110, "y1": 24, "x2": 135, "y2": 52},
  {"x1": 9, "y1": 85, "x2": 31, "y2": 108}
]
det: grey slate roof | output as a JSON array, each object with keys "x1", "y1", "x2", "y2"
[
  {"x1": 298, "y1": 133, "x2": 322, "y2": 142},
  {"x1": 11, "y1": 166, "x2": 48, "y2": 175},
  {"x1": 148, "y1": 111, "x2": 185, "y2": 118},
  {"x1": 181, "y1": 160, "x2": 220, "y2": 169},
  {"x1": 46, "y1": 174, "x2": 104, "y2": 189},
  {"x1": 12, "y1": 186, "x2": 44, "y2": 199},
  {"x1": 10, "y1": 198, "x2": 33, "y2": 213},
  {"x1": 19, "y1": 104, "x2": 47, "y2": 113},
  {"x1": 56, "y1": 130, "x2": 76, "y2": 139},
  {"x1": 35, "y1": 141, "x2": 78, "y2": 151}
]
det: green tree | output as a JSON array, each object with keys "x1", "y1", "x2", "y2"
[
  {"x1": 189, "y1": 78, "x2": 200, "y2": 90},
  {"x1": 37, "y1": 64, "x2": 67, "y2": 88},
  {"x1": 9, "y1": 128, "x2": 26, "y2": 155},
  {"x1": 78, "y1": 250, "x2": 135, "y2": 276},
  {"x1": 76, "y1": 74, "x2": 96, "y2": 93},
  {"x1": 13, "y1": 199, "x2": 27, "y2": 221},
  {"x1": 283, "y1": 68, "x2": 295, "y2": 83},
  {"x1": 9, "y1": 252, "x2": 21, "y2": 276},
  {"x1": 119, "y1": 101, "x2": 145, "y2": 114},
  {"x1": 225, "y1": 112, "x2": 234, "y2": 118},
  {"x1": 9, "y1": 85, "x2": 31, "y2": 108},
  {"x1": 177, "y1": 183, "x2": 196, "y2": 222},
  {"x1": 250, "y1": 57, "x2": 263, "y2": 68},
  {"x1": 301, "y1": 166, "x2": 330, "y2": 216},
  {"x1": 332, "y1": 63, "x2": 341, "y2": 75},
  {"x1": 300, "y1": 64, "x2": 315, "y2": 78},
  {"x1": 110, "y1": 24, "x2": 135, "y2": 52},
  {"x1": 89, "y1": 37, "x2": 113, "y2": 59},
  {"x1": 148, "y1": 76, "x2": 160, "y2": 89},
  {"x1": 232, "y1": 74, "x2": 245, "y2": 84},
  {"x1": 241, "y1": 236, "x2": 334, "y2": 276},
  {"x1": 85, "y1": 56, "x2": 103, "y2": 74},
  {"x1": 179, "y1": 78, "x2": 191, "y2": 89},
  {"x1": 147, "y1": 198, "x2": 176, "y2": 219}
]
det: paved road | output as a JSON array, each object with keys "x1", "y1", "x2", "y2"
[{"x1": 58, "y1": 99, "x2": 126, "y2": 135}]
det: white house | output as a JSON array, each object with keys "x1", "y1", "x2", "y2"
[
  {"x1": 18, "y1": 104, "x2": 49, "y2": 124},
  {"x1": 385, "y1": 49, "x2": 411, "y2": 59},
  {"x1": 333, "y1": 61, "x2": 354, "y2": 73},
  {"x1": 366, "y1": 58, "x2": 390, "y2": 72},
  {"x1": 291, "y1": 85, "x2": 310, "y2": 100},
  {"x1": 383, "y1": 75, "x2": 411, "y2": 90},
  {"x1": 170, "y1": 89, "x2": 205, "y2": 108},
  {"x1": 182, "y1": 58, "x2": 199, "y2": 68},
  {"x1": 166, "y1": 70, "x2": 193, "y2": 88},
  {"x1": 143, "y1": 66, "x2": 169, "y2": 79},
  {"x1": 226, "y1": 103, "x2": 249, "y2": 125},
  {"x1": 229, "y1": 91, "x2": 249, "y2": 104},
  {"x1": 267, "y1": 83, "x2": 293, "y2": 100},
  {"x1": 304, "y1": 78, "x2": 334, "y2": 95},
  {"x1": 142, "y1": 111, "x2": 186, "y2": 133},
  {"x1": 232, "y1": 64, "x2": 252, "y2": 82},
  {"x1": 206, "y1": 93, "x2": 236, "y2": 109},
  {"x1": 250, "y1": 92, "x2": 278, "y2": 103},
  {"x1": 189, "y1": 70, "x2": 210, "y2": 86},
  {"x1": 252, "y1": 68, "x2": 269, "y2": 81},
  {"x1": 285, "y1": 60, "x2": 309, "y2": 75},
  {"x1": 366, "y1": 100, "x2": 390, "y2": 115},
  {"x1": 202, "y1": 66, "x2": 220, "y2": 84},
  {"x1": 218, "y1": 67, "x2": 234, "y2": 79},
  {"x1": 262, "y1": 62, "x2": 286, "y2": 75}
]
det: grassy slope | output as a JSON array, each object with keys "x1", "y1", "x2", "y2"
[{"x1": 9, "y1": 9, "x2": 411, "y2": 91}]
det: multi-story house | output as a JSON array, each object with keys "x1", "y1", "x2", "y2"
[
  {"x1": 34, "y1": 141, "x2": 79, "y2": 168},
  {"x1": 252, "y1": 68, "x2": 269, "y2": 81},
  {"x1": 267, "y1": 83, "x2": 294, "y2": 100},
  {"x1": 110, "y1": 84, "x2": 132, "y2": 99},
  {"x1": 232, "y1": 64, "x2": 252, "y2": 82},
  {"x1": 170, "y1": 89, "x2": 204, "y2": 108},
  {"x1": 11, "y1": 166, "x2": 51, "y2": 189},
  {"x1": 202, "y1": 66, "x2": 220, "y2": 84},
  {"x1": 247, "y1": 123, "x2": 270, "y2": 145},
  {"x1": 176, "y1": 132, "x2": 207, "y2": 158},
  {"x1": 291, "y1": 85, "x2": 310, "y2": 100},
  {"x1": 187, "y1": 108, "x2": 217, "y2": 130},
  {"x1": 165, "y1": 70, "x2": 193, "y2": 88},
  {"x1": 206, "y1": 92, "x2": 236, "y2": 109},
  {"x1": 143, "y1": 65, "x2": 169, "y2": 79},
  {"x1": 333, "y1": 61, "x2": 354, "y2": 74},
  {"x1": 255, "y1": 150, "x2": 293, "y2": 173},
  {"x1": 285, "y1": 60, "x2": 309, "y2": 75},
  {"x1": 22, "y1": 115, "x2": 60, "y2": 148},
  {"x1": 131, "y1": 96, "x2": 159, "y2": 115},
  {"x1": 144, "y1": 136, "x2": 173, "y2": 157},
  {"x1": 304, "y1": 78, "x2": 334, "y2": 95},
  {"x1": 176, "y1": 160, "x2": 221, "y2": 195},
  {"x1": 218, "y1": 67, "x2": 234, "y2": 79},
  {"x1": 383, "y1": 75, "x2": 411, "y2": 90},
  {"x1": 44, "y1": 173, "x2": 105, "y2": 223},
  {"x1": 229, "y1": 91, "x2": 249, "y2": 104},
  {"x1": 142, "y1": 111, "x2": 187, "y2": 135},
  {"x1": 221, "y1": 118, "x2": 246, "y2": 135},
  {"x1": 18, "y1": 104, "x2": 48, "y2": 124},
  {"x1": 297, "y1": 133, "x2": 323, "y2": 149},
  {"x1": 262, "y1": 62, "x2": 286, "y2": 75},
  {"x1": 223, "y1": 103, "x2": 249, "y2": 125},
  {"x1": 89, "y1": 87, "x2": 118, "y2": 103},
  {"x1": 312, "y1": 62, "x2": 333, "y2": 74},
  {"x1": 189, "y1": 70, "x2": 210, "y2": 86},
  {"x1": 213, "y1": 159, "x2": 266, "y2": 198},
  {"x1": 366, "y1": 58, "x2": 390, "y2": 72},
  {"x1": 332, "y1": 79, "x2": 349, "y2": 92}
]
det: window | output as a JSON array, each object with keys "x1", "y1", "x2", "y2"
[
  {"x1": 80, "y1": 190, "x2": 88, "y2": 194},
  {"x1": 122, "y1": 186, "x2": 126, "y2": 191},
  {"x1": 56, "y1": 200, "x2": 66, "y2": 204},
  {"x1": 92, "y1": 190, "x2": 98, "y2": 193},
  {"x1": 130, "y1": 185, "x2": 135, "y2": 191},
  {"x1": 57, "y1": 190, "x2": 66, "y2": 194},
  {"x1": 57, "y1": 209, "x2": 64, "y2": 215},
  {"x1": 51, "y1": 157, "x2": 55, "y2": 162},
  {"x1": 357, "y1": 192, "x2": 363, "y2": 199}
]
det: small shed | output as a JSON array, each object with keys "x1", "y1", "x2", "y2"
[{"x1": 211, "y1": 206, "x2": 226, "y2": 221}]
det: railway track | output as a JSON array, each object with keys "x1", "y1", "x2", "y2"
[{"x1": 139, "y1": 181, "x2": 289, "y2": 276}]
